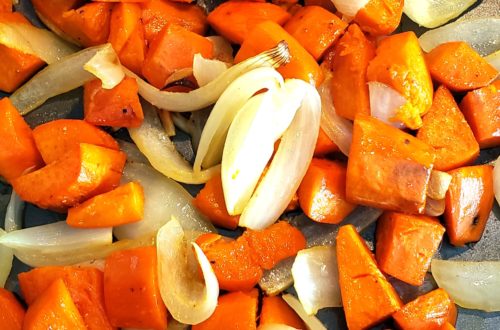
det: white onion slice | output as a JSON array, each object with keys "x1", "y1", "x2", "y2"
[
  {"x1": 403, "y1": 0, "x2": 478, "y2": 28},
  {"x1": 4, "y1": 191, "x2": 23, "y2": 232},
  {"x1": 318, "y1": 76, "x2": 352, "y2": 156},
  {"x1": 193, "y1": 54, "x2": 230, "y2": 87},
  {"x1": 431, "y1": 259, "x2": 500, "y2": 312},
  {"x1": 427, "y1": 170, "x2": 453, "y2": 200},
  {"x1": 157, "y1": 218, "x2": 219, "y2": 325},
  {"x1": 128, "y1": 101, "x2": 220, "y2": 184},
  {"x1": 114, "y1": 162, "x2": 215, "y2": 240},
  {"x1": 332, "y1": 0, "x2": 369, "y2": 18},
  {"x1": 0, "y1": 229, "x2": 13, "y2": 288},
  {"x1": 419, "y1": 18, "x2": 500, "y2": 56},
  {"x1": 117, "y1": 140, "x2": 150, "y2": 165},
  {"x1": 368, "y1": 81, "x2": 406, "y2": 129},
  {"x1": 126, "y1": 41, "x2": 290, "y2": 112},
  {"x1": 206, "y1": 36, "x2": 234, "y2": 63},
  {"x1": 485, "y1": 50, "x2": 500, "y2": 71},
  {"x1": 194, "y1": 67, "x2": 284, "y2": 171},
  {"x1": 292, "y1": 246, "x2": 341, "y2": 315},
  {"x1": 222, "y1": 80, "x2": 305, "y2": 215},
  {"x1": 11, "y1": 44, "x2": 122, "y2": 114},
  {"x1": 0, "y1": 22, "x2": 77, "y2": 64},
  {"x1": 425, "y1": 197, "x2": 446, "y2": 217},
  {"x1": 258, "y1": 325, "x2": 298, "y2": 330},
  {"x1": 239, "y1": 82, "x2": 321, "y2": 229},
  {"x1": 0, "y1": 221, "x2": 113, "y2": 267},
  {"x1": 83, "y1": 44, "x2": 125, "y2": 89},
  {"x1": 282, "y1": 294, "x2": 327, "y2": 330},
  {"x1": 164, "y1": 68, "x2": 194, "y2": 88},
  {"x1": 494, "y1": 155, "x2": 500, "y2": 205}
]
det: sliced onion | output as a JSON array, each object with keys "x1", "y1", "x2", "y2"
[
  {"x1": 485, "y1": 50, "x2": 500, "y2": 71},
  {"x1": 332, "y1": 0, "x2": 369, "y2": 18},
  {"x1": 206, "y1": 36, "x2": 234, "y2": 63},
  {"x1": 431, "y1": 259, "x2": 500, "y2": 312},
  {"x1": 4, "y1": 191, "x2": 23, "y2": 232},
  {"x1": 128, "y1": 101, "x2": 220, "y2": 184},
  {"x1": 368, "y1": 81, "x2": 406, "y2": 129},
  {"x1": 239, "y1": 82, "x2": 321, "y2": 229},
  {"x1": 259, "y1": 207, "x2": 382, "y2": 295},
  {"x1": 114, "y1": 162, "x2": 215, "y2": 240},
  {"x1": 258, "y1": 325, "x2": 299, "y2": 330},
  {"x1": 126, "y1": 41, "x2": 290, "y2": 112},
  {"x1": 157, "y1": 218, "x2": 219, "y2": 325},
  {"x1": 194, "y1": 67, "x2": 284, "y2": 171},
  {"x1": 419, "y1": 18, "x2": 500, "y2": 56},
  {"x1": 292, "y1": 246, "x2": 341, "y2": 315},
  {"x1": 282, "y1": 294, "x2": 327, "y2": 330},
  {"x1": 0, "y1": 21, "x2": 77, "y2": 64},
  {"x1": 222, "y1": 80, "x2": 305, "y2": 215},
  {"x1": 0, "y1": 229, "x2": 13, "y2": 288},
  {"x1": 117, "y1": 140, "x2": 150, "y2": 165},
  {"x1": 164, "y1": 68, "x2": 194, "y2": 88},
  {"x1": 427, "y1": 170, "x2": 453, "y2": 200},
  {"x1": 425, "y1": 197, "x2": 446, "y2": 217},
  {"x1": 157, "y1": 110, "x2": 176, "y2": 137},
  {"x1": 0, "y1": 221, "x2": 114, "y2": 267},
  {"x1": 494, "y1": 155, "x2": 500, "y2": 205},
  {"x1": 193, "y1": 54, "x2": 230, "y2": 87},
  {"x1": 83, "y1": 43, "x2": 125, "y2": 89},
  {"x1": 318, "y1": 76, "x2": 352, "y2": 156},
  {"x1": 403, "y1": 0, "x2": 478, "y2": 28},
  {"x1": 11, "y1": 44, "x2": 123, "y2": 114}
]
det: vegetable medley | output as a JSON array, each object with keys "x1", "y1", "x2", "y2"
[{"x1": 0, "y1": 0, "x2": 499, "y2": 329}]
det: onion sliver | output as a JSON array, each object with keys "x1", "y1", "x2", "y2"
[
  {"x1": 11, "y1": 44, "x2": 123, "y2": 114},
  {"x1": 494, "y1": 155, "x2": 500, "y2": 205},
  {"x1": 117, "y1": 140, "x2": 150, "y2": 165},
  {"x1": 115, "y1": 162, "x2": 215, "y2": 240},
  {"x1": 0, "y1": 22, "x2": 77, "y2": 64},
  {"x1": 424, "y1": 197, "x2": 446, "y2": 217},
  {"x1": 427, "y1": 170, "x2": 453, "y2": 200},
  {"x1": 419, "y1": 18, "x2": 500, "y2": 56},
  {"x1": 368, "y1": 81, "x2": 406, "y2": 129},
  {"x1": 157, "y1": 218, "x2": 219, "y2": 325},
  {"x1": 222, "y1": 80, "x2": 305, "y2": 215},
  {"x1": 4, "y1": 191, "x2": 23, "y2": 232},
  {"x1": 128, "y1": 101, "x2": 220, "y2": 184},
  {"x1": 403, "y1": 0, "x2": 478, "y2": 28},
  {"x1": 127, "y1": 41, "x2": 290, "y2": 112},
  {"x1": 318, "y1": 76, "x2": 352, "y2": 156},
  {"x1": 431, "y1": 259, "x2": 500, "y2": 312},
  {"x1": 239, "y1": 81, "x2": 321, "y2": 229},
  {"x1": 292, "y1": 246, "x2": 341, "y2": 315},
  {"x1": 0, "y1": 229, "x2": 13, "y2": 287},
  {"x1": 193, "y1": 54, "x2": 230, "y2": 87},
  {"x1": 331, "y1": 0, "x2": 369, "y2": 18},
  {"x1": 282, "y1": 294, "x2": 327, "y2": 330},
  {"x1": 485, "y1": 50, "x2": 500, "y2": 71},
  {"x1": 195, "y1": 67, "x2": 284, "y2": 171},
  {"x1": 83, "y1": 43, "x2": 125, "y2": 89},
  {"x1": 206, "y1": 36, "x2": 234, "y2": 63}
]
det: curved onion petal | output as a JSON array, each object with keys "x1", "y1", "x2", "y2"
[
  {"x1": 259, "y1": 207, "x2": 382, "y2": 295},
  {"x1": 128, "y1": 101, "x2": 220, "y2": 184},
  {"x1": 431, "y1": 259, "x2": 500, "y2": 312},
  {"x1": 193, "y1": 54, "x2": 230, "y2": 87},
  {"x1": 0, "y1": 221, "x2": 113, "y2": 267},
  {"x1": 206, "y1": 36, "x2": 234, "y2": 63},
  {"x1": 0, "y1": 22, "x2": 77, "y2": 64},
  {"x1": 419, "y1": 18, "x2": 500, "y2": 56},
  {"x1": 318, "y1": 76, "x2": 352, "y2": 156},
  {"x1": 368, "y1": 81, "x2": 406, "y2": 129},
  {"x1": 11, "y1": 44, "x2": 123, "y2": 114},
  {"x1": 403, "y1": 0, "x2": 478, "y2": 28},
  {"x1": 222, "y1": 80, "x2": 305, "y2": 215},
  {"x1": 194, "y1": 67, "x2": 284, "y2": 171},
  {"x1": 83, "y1": 44, "x2": 125, "y2": 89},
  {"x1": 258, "y1": 325, "x2": 298, "y2": 330},
  {"x1": 282, "y1": 294, "x2": 327, "y2": 330},
  {"x1": 4, "y1": 191, "x2": 23, "y2": 232},
  {"x1": 292, "y1": 246, "x2": 341, "y2": 315},
  {"x1": 427, "y1": 170, "x2": 453, "y2": 200},
  {"x1": 126, "y1": 41, "x2": 290, "y2": 112},
  {"x1": 157, "y1": 218, "x2": 219, "y2": 325},
  {"x1": 239, "y1": 82, "x2": 321, "y2": 229},
  {"x1": 0, "y1": 229, "x2": 13, "y2": 287},
  {"x1": 117, "y1": 140, "x2": 150, "y2": 165},
  {"x1": 494, "y1": 155, "x2": 500, "y2": 205},
  {"x1": 332, "y1": 0, "x2": 369, "y2": 18},
  {"x1": 164, "y1": 68, "x2": 194, "y2": 87},
  {"x1": 485, "y1": 50, "x2": 500, "y2": 71},
  {"x1": 425, "y1": 197, "x2": 446, "y2": 217},
  {"x1": 115, "y1": 162, "x2": 215, "y2": 240}
]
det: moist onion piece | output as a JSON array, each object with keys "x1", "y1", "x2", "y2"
[
  {"x1": 0, "y1": 229, "x2": 13, "y2": 287},
  {"x1": 127, "y1": 41, "x2": 291, "y2": 112},
  {"x1": 4, "y1": 191, "x2": 23, "y2": 232},
  {"x1": 10, "y1": 43, "x2": 124, "y2": 114},
  {"x1": 114, "y1": 162, "x2": 215, "y2": 240},
  {"x1": 193, "y1": 53, "x2": 230, "y2": 87},
  {"x1": 431, "y1": 259, "x2": 500, "y2": 312},
  {"x1": 368, "y1": 81, "x2": 406, "y2": 129},
  {"x1": 156, "y1": 218, "x2": 219, "y2": 325},
  {"x1": 403, "y1": 0, "x2": 478, "y2": 28},
  {"x1": 332, "y1": 0, "x2": 369, "y2": 18},
  {"x1": 282, "y1": 294, "x2": 327, "y2": 330}
]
